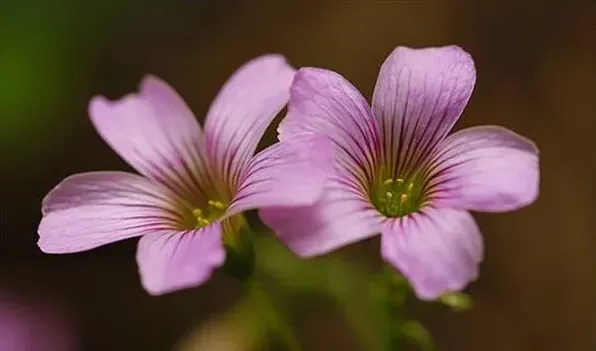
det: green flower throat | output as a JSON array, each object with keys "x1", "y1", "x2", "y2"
[
  {"x1": 181, "y1": 200, "x2": 227, "y2": 229},
  {"x1": 373, "y1": 177, "x2": 424, "y2": 218}
]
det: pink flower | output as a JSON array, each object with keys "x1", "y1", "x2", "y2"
[
  {"x1": 261, "y1": 46, "x2": 540, "y2": 300},
  {"x1": 38, "y1": 55, "x2": 332, "y2": 295}
]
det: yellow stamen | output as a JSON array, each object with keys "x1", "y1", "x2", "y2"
[
  {"x1": 208, "y1": 200, "x2": 225, "y2": 210},
  {"x1": 400, "y1": 194, "x2": 408, "y2": 206},
  {"x1": 375, "y1": 176, "x2": 423, "y2": 218},
  {"x1": 191, "y1": 208, "x2": 210, "y2": 228}
]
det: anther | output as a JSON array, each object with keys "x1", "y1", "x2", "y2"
[
  {"x1": 192, "y1": 208, "x2": 203, "y2": 217},
  {"x1": 208, "y1": 200, "x2": 225, "y2": 210},
  {"x1": 400, "y1": 194, "x2": 408, "y2": 205}
]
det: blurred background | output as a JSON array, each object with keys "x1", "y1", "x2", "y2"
[{"x1": 2, "y1": 0, "x2": 595, "y2": 350}]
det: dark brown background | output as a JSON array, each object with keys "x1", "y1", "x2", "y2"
[{"x1": 2, "y1": 1, "x2": 596, "y2": 350}]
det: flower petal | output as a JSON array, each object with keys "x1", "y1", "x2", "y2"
[
  {"x1": 204, "y1": 55, "x2": 296, "y2": 190},
  {"x1": 136, "y1": 223, "x2": 225, "y2": 295},
  {"x1": 279, "y1": 67, "x2": 381, "y2": 189},
  {"x1": 426, "y1": 126, "x2": 539, "y2": 212},
  {"x1": 89, "y1": 76, "x2": 216, "y2": 201},
  {"x1": 372, "y1": 46, "x2": 476, "y2": 177},
  {"x1": 38, "y1": 172, "x2": 181, "y2": 253},
  {"x1": 227, "y1": 135, "x2": 334, "y2": 215},
  {"x1": 259, "y1": 176, "x2": 384, "y2": 257},
  {"x1": 381, "y1": 207, "x2": 483, "y2": 300}
]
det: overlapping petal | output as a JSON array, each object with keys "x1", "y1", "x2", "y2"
[
  {"x1": 260, "y1": 176, "x2": 384, "y2": 257},
  {"x1": 372, "y1": 46, "x2": 476, "y2": 178},
  {"x1": 38, "y1": 172, "x2": 182, "y2": 253},
  {"x1": 381, "y1": 207, "x2": 483, "y2": 300},
  {"x1": 425, "y1": 126, "x2": 539, "y2": 212},
  {"x1": 89, "y1": 76, "x2": 216, "y2": 202},
  {"x1": 204, "y1": 55, "x2": 296, "y2": 190},
  {"x1": 279, "y1": 68, "x2": 381, "y2": 188},
  {"x1": 136, "y1": 223, "x2": 225, "y2": 295},
  {"x1": 227, "y1": 135, "x2": 334, "y2": 215}
]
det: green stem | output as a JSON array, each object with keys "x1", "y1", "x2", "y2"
[
  {"x1": 221, "y1": 216, "x2": 256, "y2": 282},
  {"x1": 373, "y1": 265, "x2": 436, "y2": 351},
  {"x1": 247, "y1": 273, "x2": 302, "y2": 351},
  {"x1": 253, "y1": 236, "x2": 384, "y2": 350},
  {"x1": 223, "y1": 221, "x2": 301, "y2": 350}
]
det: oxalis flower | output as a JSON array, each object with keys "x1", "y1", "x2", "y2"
[
  {"x1": 38, "y1": 55, "x2": 332, "y2": 295},
  {"x1": 261, "y1": 46, "x2": 540, "y2": 300}
]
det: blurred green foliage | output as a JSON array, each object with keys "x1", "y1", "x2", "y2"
[
  {"x1": 1, "y1": 3, "x2": 79, "y2": 157},
  {"x1": 241, "y1": 236, "x2": 443, "y2": 351}
]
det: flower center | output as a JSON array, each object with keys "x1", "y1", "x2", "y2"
[
  {"x1": 184, "y1": 200, "x2": 227, "y2": 229},
  {"x1": 373, "y1": 177, "x2": 424, "y2": 218}
]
